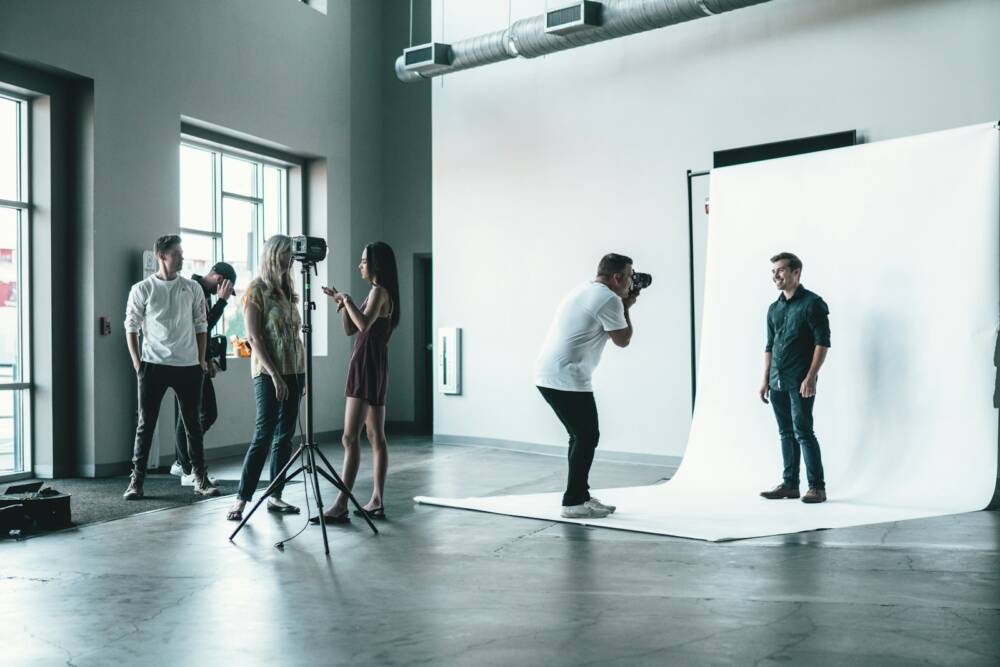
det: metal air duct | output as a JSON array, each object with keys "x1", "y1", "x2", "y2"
[{"x1": 395, "y1": 0, "x2": 774, "y2": 82}]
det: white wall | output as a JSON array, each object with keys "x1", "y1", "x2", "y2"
[
  {"x1": 432, "y1": 0, "x2": 1000, "y2": 458},
  {"x1": 0, "y1": 0, "x2": 383, "y2": 474}
]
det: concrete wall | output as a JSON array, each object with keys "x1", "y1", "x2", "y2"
[
  {"x1": 0, "y1": 0, "x2": 389, "y2": 475},
  {"x1": 431, "y1": 0, "x2": 1000, "y2": 458}
]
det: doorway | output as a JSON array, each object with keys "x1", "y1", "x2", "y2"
[{"x1": 413, "y1": 254, "x2": 433, "y2": 434}]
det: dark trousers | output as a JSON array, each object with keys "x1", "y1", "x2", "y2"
[
  {"x1": 237, "y1": 374, "x2": 305, "y2": 502},
  {"x1": 770, "y1": 388, "x2": 825, "y2": 490},
  {"x1": 132, "y1": 363, "x2": 205, "y2": 476},
  {"x1": 174, "y1": 374, "x2": 218, "y2": 475},
  {"x1": 537, "y1": 386, "x2": 600, "y2": 507}
]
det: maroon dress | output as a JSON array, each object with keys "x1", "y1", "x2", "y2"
[{"x1": 345, "y1": 302, "x2": 393, "y2": 406}]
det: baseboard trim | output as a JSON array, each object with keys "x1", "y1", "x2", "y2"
[
  {"x1": 68, "y1": 430, "x2": 348, "y2": 479},
  {"x1": 432, "y1": 434, "x2": 682, "y2": 469},
  {"x1": 150, "y1": 429, "x2": 345, "y2": 470},
  {"x1": 387, "y1": 420, "x2": 429, "y2": 435}
]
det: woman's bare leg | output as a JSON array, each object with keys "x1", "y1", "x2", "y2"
[
  {"x1": 364, "y1": 405, "x2": 388, "y2": 510},
  {"x1": 328, "y1": 397, "x2": 366, "y2": 516}
]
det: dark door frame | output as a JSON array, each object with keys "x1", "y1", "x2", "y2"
[{"x1": 413, "y1": 253, "x2": 433, "y2": 434}]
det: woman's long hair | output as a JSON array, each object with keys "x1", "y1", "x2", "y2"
[
  {"x1": 250, "y1": 234, "x2": 298, "y2": 306},
  {"x1": 366, "y1": 241, "x2": 400, "y2": 330}
]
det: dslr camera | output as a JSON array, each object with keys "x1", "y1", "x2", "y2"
[
  {"x1": 291, "y1": 236, "x2": 328, "y2": 264},
  {"x1": 630, "y1": 271, "x2": 652, "y2": 296}
]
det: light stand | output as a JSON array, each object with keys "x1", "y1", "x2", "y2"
[{"x1": 230, "y1": 258, "x2": 378, "y2": 554}]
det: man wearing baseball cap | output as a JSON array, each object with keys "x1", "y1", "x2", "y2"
[{"x1": 170, "y1": 261, "x2": 237, "y2": 485}]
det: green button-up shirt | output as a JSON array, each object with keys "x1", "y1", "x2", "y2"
[{"x1": 766, "y1": 286, "x2": 831, "y2": 391}]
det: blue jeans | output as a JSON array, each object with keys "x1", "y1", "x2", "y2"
[
  {"x1": 770, "y1": 388, "x2": 825, "y2": 490},
  {"x1": 237, "y1": 374, "x2": 304, "y2": 502}
]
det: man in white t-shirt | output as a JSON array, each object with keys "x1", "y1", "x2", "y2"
[
  {"x1": 535, "y1": 253, "x2": 639, "y2": 519},
  {"x1": 122, "y1": 235, "x2": 220, "y2": 500}
]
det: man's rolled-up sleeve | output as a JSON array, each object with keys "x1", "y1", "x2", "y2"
[
  {"x1": 124, "y1": 285, "x2": 145, "y2": 333},
  {"x1": 192, "y1": 288, "x2": 208, "y2": 334},
  {"x1": 765, "y1": 310, "x2": 775, "y2": 353},
  {"x1": 808, "y1": 298, "x2": 831, "y2": 348}
]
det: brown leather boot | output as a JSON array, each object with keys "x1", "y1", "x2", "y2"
[
  {"x1": 759, "y1": 484, "x2": 800, "y2": 500},
  {"x1": 192, "y1": 469, "x2": 220, "y2": 497},
  {"x1": 123, "y1": 471, "x2": 144, "y2": 500},
  {"x1": 801, "y1": 488, "x2": 827, "y2": 504}
]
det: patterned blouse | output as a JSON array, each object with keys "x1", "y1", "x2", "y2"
[{"x1": 244, "y1": 281, "x2": 306, "y2": 378}]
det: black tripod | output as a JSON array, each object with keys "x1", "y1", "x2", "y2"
[{"x1": 230, "y1": 259, "x2": 378, "y2": 554}]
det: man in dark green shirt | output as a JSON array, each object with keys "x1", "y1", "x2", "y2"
[{"x1": 758, "y1": 252, "x2": 831, "y2": 504}]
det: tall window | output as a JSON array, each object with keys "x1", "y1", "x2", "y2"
[
  {"x1": 0, "y1": 92, "x2": 31, "y2": 478},
  {"x1": 179, "y1": 141, "x2": 289, "y2": 345}
]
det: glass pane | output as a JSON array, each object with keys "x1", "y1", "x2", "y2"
[
  {"x1": 0, "y1": 390, "x2": 22, "y2": 474},
  {"x1": 263, "y1": 165, "x2": 286, "y2": 240},
  {"x1": 222, "y1": 155, "x2": 256, "y2": 197},
  {"x1": 181, "y1": 233, "x2": 215, "y2": 279},
  {"x1": 221, "y1": 197, "x2": 257, "y2": 341},
  {"x1": 0, "y1": 97, "x2": 19, "y2": 202},
  {"x1": 180, "y1": 145, "x2": 214, "y2": 232},
  {"x1": 0, "y1": 207, "x2": 20, "y2": 382}
]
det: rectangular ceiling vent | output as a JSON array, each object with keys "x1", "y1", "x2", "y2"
[
  {"x1": 545, "y1": 1, "x2": 602, "y2": 36},
  {"x1": 403, "y1": 42, "x2": 453, "y2": 75}
]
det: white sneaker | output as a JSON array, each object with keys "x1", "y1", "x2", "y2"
[
  {"x1": 181, "y1": 473, "x2": 219, "y2": 487},
  {"x1": 169, "y1": 461, "x2": 184, "y2": 477},
  {"x1": 586, "y1": 497, "x2": 616, "y2": 514},
  {"x1": 560, "y1": 503, "x2": 611, "y2": 519}
]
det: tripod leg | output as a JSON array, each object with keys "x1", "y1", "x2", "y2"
[
  {"x1": 315, "y1": 449, "x2": 379, "y2": 535},
  {"x1": 230, "y1": 444, "x2": 307, "y2": 542},
  {"x1": 315, "y1": 466, "x2": 346, "y2": 491},
  {"x1": 305, "y1": 445, "x2": 330, "y2": 555}
]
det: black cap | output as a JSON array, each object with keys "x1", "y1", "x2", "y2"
[{"x1": 210, "y1": 261, "x2": 237, "y2": 284}]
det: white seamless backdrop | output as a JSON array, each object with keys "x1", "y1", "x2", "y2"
[{"x1": 419, "y1": 122, "x2": 1000, "y2": 540}]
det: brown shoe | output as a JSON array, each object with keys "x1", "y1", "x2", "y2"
[
  {"x1": 123, "y1": 471, "x2": 144, "y2": 500},
  {"x1": 192, "y1": 469, "x2": 220, "y2": 497},
  {"x1": 801, "y1": 488, "x2": 827, "y2": 504},
  {"x1": 760, "y1": 484, "x2": 800, "y2": 500}
]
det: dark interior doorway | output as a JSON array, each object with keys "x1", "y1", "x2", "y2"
[{"x1": 413, "y1": 255, "x2": 433, "y2": 434}]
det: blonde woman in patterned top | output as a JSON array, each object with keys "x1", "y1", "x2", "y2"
[{"x1": 227, "y1": 235, "x2": 306, "y2": 521}]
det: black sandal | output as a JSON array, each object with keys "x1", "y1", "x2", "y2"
[
  {"x1": 267, "y1": 501, "x2": 301, "y2": 515},
  {"x1": 309, "y1": 511, "x2": 350, "y2": 525},
  {"x1": 354, "y1": 506, "x2": 385, "y2": 519}
]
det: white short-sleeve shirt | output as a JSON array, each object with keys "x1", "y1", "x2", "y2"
[{"x1": 534, "y1": 281, "x2": 628, "y2": 392}]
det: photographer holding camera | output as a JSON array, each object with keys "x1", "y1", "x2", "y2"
[
  {"x1": 169, "y1": 262, "x2": 236, "y2": 486},
  {"x1": 535, "y1": 253, "x2": 647, "y2": 519}
]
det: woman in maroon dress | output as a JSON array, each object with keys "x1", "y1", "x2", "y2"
[{"x1": 316, "y1": 242, "x2": 399, "y2": 522}]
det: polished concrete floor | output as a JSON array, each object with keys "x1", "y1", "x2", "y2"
[{"x1": 2, "y1": 437, "x2": 998, "y2": 666}]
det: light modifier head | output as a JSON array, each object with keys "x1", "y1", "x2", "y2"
[{"x1": 291, "y1": 236, "x2": 327, "y2": 264}]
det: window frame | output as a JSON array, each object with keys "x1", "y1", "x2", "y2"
[
  {"x1": 178, "y1": 135, "x2": 293, "y2": 347},
  {"x1": 0, "y1": 89, "x2": 33, "y2": 482}
]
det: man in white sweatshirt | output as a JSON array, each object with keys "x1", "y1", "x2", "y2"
[{"x1": 123, "y1": 234, "x2": 219, "y2": 499}]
